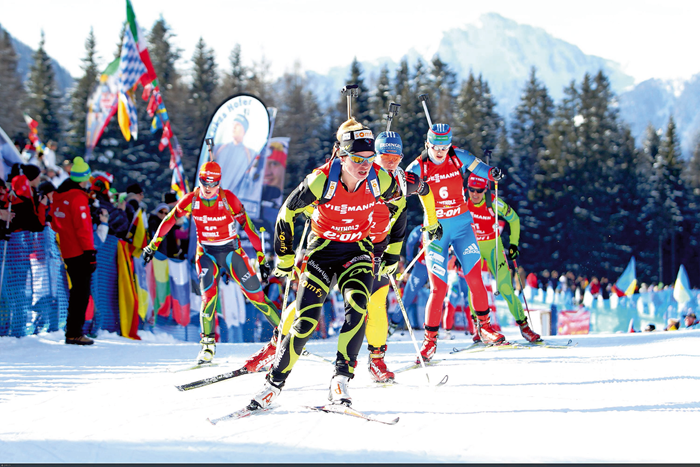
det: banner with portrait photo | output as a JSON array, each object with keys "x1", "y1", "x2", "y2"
[
  {"x1": 195, "y1": 94, "x2": 270, "y2": 220},
  {"x1": 258, "y1": 137, "x2": 290, "y2": 238}
]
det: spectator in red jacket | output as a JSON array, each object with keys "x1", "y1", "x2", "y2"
[{"x1": 50, "y1": 157, "x2": 97, "y2": 346}]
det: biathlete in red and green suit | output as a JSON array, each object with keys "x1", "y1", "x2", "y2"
[
  {"x1": 466, "y1": 173, "x2": 541, "y2": 342},
  {"x1": 143, "y1": 161, "x2": 281, "y2": 366},
  {"x1": 406, "y1": 123, "x2": 505, "y2": 361},
  {"x1": 249, "y1": 118, "x2": 440, "y2": 410}
]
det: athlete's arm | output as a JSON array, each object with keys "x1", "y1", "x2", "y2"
[
  {"x1": 148, "y1": 192, "x2": 194, "y2": 250},
  {"x1": 274, "y1": 171, "x2": 325, "y2": 258},
  {"x1": 497, "y1": 197, "x2": 521, "y2": 246},
  {"x1": 224, "y1": 190, "x2": 264, "y2": 254},
  {"x1": 453, "y1": 147, "x2": 497, "y2": 180}
]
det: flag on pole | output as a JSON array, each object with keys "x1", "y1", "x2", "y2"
[
  {"x1": 86, "y1": 58, "x2": 120, "y2": 152},
  {"x1": 613, "y1": 256, "x2": 637, "y2": 297},
  {"x1": 673, "y1": 264, "x2": 692, "y2": 305},
  {"x1": 117, "y1": 24, "x2": 147, "y2": 141},
  {"x1": 125, "y1": 0, "x2": 157, "y2": 87},
  {"x1": 23, "y1": 114, "x2": 46, "y2": 152}
]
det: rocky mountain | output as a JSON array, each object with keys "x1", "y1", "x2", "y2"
[
  {"x1": 2, "y1": 25, "x2": 74, "y2": 94},
  {"x1": 307, "y1": 13, "x2": 698, "y2": 157}
]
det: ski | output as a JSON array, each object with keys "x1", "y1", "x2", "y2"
[
  {"x1": 368, "y1": 374, "x2": 449, "y2": 389},
  {"x1": 518, "y1": 338, "x2": 576, "y2": 349},
  {"x1": 304, "y1": 404, "x2": 399, "y2": 425},
  {"x1": 450, "y1": 342, "x2": 527, "y2": 354},
  {"x1": 168, "y1": 362, "x2": 220, "y2": 373},
  {"x1": 207, "y1": 403, "x2": 273, "y2": 425},
  {"x1": 393, "y1": 359, "x2": 443, "y2": 374},
  {"x1": 176, "y1": 366, "x2": 264, "y2": 392}
]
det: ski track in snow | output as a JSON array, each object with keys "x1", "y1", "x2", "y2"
[{"x1": 1, "y1": 328, "x2": 699, "y2": 463}]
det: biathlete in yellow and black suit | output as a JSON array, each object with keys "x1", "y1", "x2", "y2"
[
  {"x1": 248, "y1": 118, "x2": 440, "y2": 409},
  {"x1": 365, "y1": 130, "x2": 436, "y2": 383}
]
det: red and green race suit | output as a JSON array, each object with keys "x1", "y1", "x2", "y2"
[
  {"x1": 467, "y1": 193, "x2": 525, "y2": 321},
  {"x1": 147, "y1": 187, "x2": 280, "y2": 339}
]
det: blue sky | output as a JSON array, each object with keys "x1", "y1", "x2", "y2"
[{"x1": 1, "y1": 0, "x2": 697, "y2": 83}]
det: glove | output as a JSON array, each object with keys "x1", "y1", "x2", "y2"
[
  {"x1": 378, "y1": 253, "x2": 400, "y2": 277},
  {"x1": 259, "y1": 261, "x2": 272, "y2": 283},
  {"x1": 422, "y1": 222, "x2": 443, "y2": 241},
  {"x1": 142, "y1": 245, "x2": 155, "y2": 264},
  {"x1": 85, "y1": 249, "x2": 97, "y2": 273},
  {"x1": 274, "y1": 255, "x2": 296, "y2": 278},
  {"x1": 490, "y1": 167, "x2": 504, "y2": 181},
  {"x1": 508, "y1": 244, "x2": 519, "y2": 260}
]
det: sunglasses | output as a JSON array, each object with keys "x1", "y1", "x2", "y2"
[
  {"x1": 200, "y1": 179, "x2": 220, "y2": 188},
  {"x1": 158, "y1": 210, "x2": 168, "y2": 215},
  {"x1": 429, "y1": 144, "x2": 450, "y2": 152},
  {"x1": 378, "y1": 153, "x2": 403, "y2": 163},
  {"x1": 468, "y1": 187, "x2": 485, "y2": 194},
  {"x1": 340, "y1": 148, "x2": 376, "y2": 165}
]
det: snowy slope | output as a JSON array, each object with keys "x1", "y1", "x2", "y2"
[{"x1": 1, "y1": 328, "x2": 698, "y2": 463}]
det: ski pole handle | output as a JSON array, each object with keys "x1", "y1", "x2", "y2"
[
  {"x1": 341, "y1": 84, "x2": 359, "y2": 120},
  {"x1": 418, "y1": 94, "x2": 433, "y2": 127},
  {"x1": 205, "y1": 137, "x2": 215, "y2": 162},
  {"x1": 386, "y1": 102, "x2": 400, "y2": 132}
]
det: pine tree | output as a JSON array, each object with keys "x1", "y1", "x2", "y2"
[
  {"x1": 148, "y1": 17, "x2": 182, "y2": 104},
  {"x1": 182, "y1": 38, "x2": 219, "y2": 161},
  {"x1": 66, "y1": 28, "x2": 100, "y2": 159},
  {"x1": 246, "y1": 56, "x2": 275, "y2": 107},
  {"x1": 336, "y1": 58, "x2": 371, "y2": 127},
  {"x1": 0, "y1": 27, "x2": 26, "y2": 138},
  {"x1": 429, "y1": 56, "x2": 457, "y2": 124},
  {"x1": 24, "y1": 30, "x2": 63, "y2": 144},
  {"x1": 273, "y1": 63, "x2": 325, "y2": 196},
  {"x1": 220, "y1": 44, "x2": 247, "y2": 98},
  {"x1": 369, "y1": 64, "x2": 392, "y2": 133}
]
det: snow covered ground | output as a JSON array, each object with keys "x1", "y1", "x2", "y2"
[{"x1": 1, "y1": 327, "x2": 698, "y2": 463}]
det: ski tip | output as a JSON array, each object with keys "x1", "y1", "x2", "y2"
[
  {"x1": 206, "y1": 418, "x2": 216, "y2": 425},
  {"x1": 175, "y1": 385, "x2": 185, "y2": 392}
]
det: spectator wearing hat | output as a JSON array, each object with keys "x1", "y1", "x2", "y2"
[
  {"x1": 9, "y1": 164, "x2": 48, "y2": 233},
  {"x1": 89, "y1": 174, "x2": 129, "y2": 239},
  {"x1": 215, "y1": 113, "x2": 259, "y2": 196},
  {"x1": 51, "y1": 157, "x2": 97, "y2": 346},
  {"x1": 684, "y1": 312, "x2": 698, "y2": 329},
  {"x1": 124, "y1": 182, "x2": 144, "y2": 225}
]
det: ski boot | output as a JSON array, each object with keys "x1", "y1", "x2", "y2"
[
  {"x1": 196, "y1": 335, "x2": 216, "y2": 364},
  {"x1": 517, "y1": 319, "x2": 542, "y2": 342},
  {"x1": 418, "y1": 329, "x2": 438, "y2": 363},
  {"x1": 250, "y1": 374, "x2": 284, "y2": 410},
  {"x1": 476, "y1": 312, "x2": 505, "y2": 344},
  {"x1": 368, "y1": 345, "x2": 395, "y2": 383},
  {"x1": 328, "y1": 374, "x2": 352, "y2": 406},
  {"x1": 243, "y1": 332, "x2": 278, "y2": 372}
]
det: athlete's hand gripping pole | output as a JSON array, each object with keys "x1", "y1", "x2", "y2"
[
  {"x1": 275, "y1": 219, "x2": 311, "y2": 358},
  {"x1": 341, "y1": 84, "x2": 359, "y2": 120},
  {"x1": 397, "y1": 238, "x2": 434, "y2": 282},
  {"x1": 389, "y1": 275, "x2": 430, "y2": 385}
]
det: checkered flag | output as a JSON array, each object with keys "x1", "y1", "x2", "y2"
[{"x1": 118, "y1": 29, "x2": 147, "y2": 93}]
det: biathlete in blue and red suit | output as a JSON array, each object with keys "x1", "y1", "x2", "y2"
[
  {"x1": 406, "y1": 123, "x2": 505, "y2": 361},
  {"x1": 248, "y1": 118, "x2": 440, "y2": 410},
  {"x1": 143, "y1": 161, "x2": 281, "y2": 368}
]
